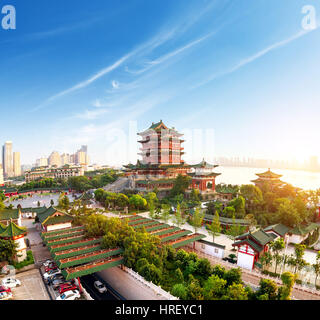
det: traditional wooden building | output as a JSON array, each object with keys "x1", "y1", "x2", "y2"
[
  {"x1": 187, "y1": 159, "x2": 220, "y2": 194},
  {"x1": 232, "y1": 229, "x2": 274, "y2": 270},
  {"x1": 0, "y1": 219, "x2": 27, "y2": 262},
  {"x1": 37, "y1": 206, "x2": 74, "y2": 232},
  {"x1": 251, "y1": 169, "x2": 285, "y2": 190},
  {"x1": 263, "y1": 223, "x2": 290, "y2": 242},
  {"x1": 0, "y1": 209, "x2": 22, "y2": 226},
  {"x1": 124, "y1": 121, "x2": 221, "y2": 194}
]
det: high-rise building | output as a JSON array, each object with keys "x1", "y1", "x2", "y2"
[
  {"x1": 61, "y1": 153, "x2": 70, "y2": 166},
  {"x1": 2, "y1": 141, "x2": 13, "y2": 178},
  {"x1": 13, "y1": 152, "x2": 21, "y2": 177},
  {"x1": 48, "y1": 151, "x2": 61, "y2": 167},
  {"x1": 80, "y1": 145, "x2": 88, "y2": 153},
  {"x1": 0, "y1": 164, "x2": 4, "y2": 185},
  {"x1": 76, "y1": 151, "x2": 87, "y2": 165},
  {"x1": 36, "y1": 157, "x2": 48, "y2": 167}
]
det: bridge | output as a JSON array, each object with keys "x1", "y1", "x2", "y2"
[{"x1": 41, "y1": 215, "x2": 205, "y2": 280}]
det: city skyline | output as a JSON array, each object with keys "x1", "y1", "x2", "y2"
[{"x1": 1, "y1": 1, "x2": 320, "y2": 166}]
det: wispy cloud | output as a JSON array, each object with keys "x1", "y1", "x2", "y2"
[
  {"x1": 33, "y1": 2, "x2": 224, "y2": 112},
  {"x1": 192, "y1": 27, "x2": 319, "y2": 89}
]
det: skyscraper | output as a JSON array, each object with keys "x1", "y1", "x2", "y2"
[
  {"x1": 48, "y1": 151, "x2": 61, "y2": 167},
  {"x1": 0, "y1": 164, "x2": 4, "y2": 185},
  {"x1": 13, "y1": 152, "x2": 21, "y2": 177},
  {"x1": 2, "y1": 141, "x2": 13, "y2": 178}
]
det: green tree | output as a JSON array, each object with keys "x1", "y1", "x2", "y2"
[
  {"x1": 279, "y1": 272, "x2": 296, "y2": 300},
  {"x1": 256, "y1": 278, "x2": 278, "y2": 300},
  {"x1": 207, "y1": 211, "x2": 221, "y2": 242},
  {"x1": 0, "y1": 239, "x2": 18, "y2": 262},
  {"x1": 173, "y1": 203, "x2": 185, "y2": 228},
  {"x1": 312, "y1": 251, "x2": 320, "y2": 287},
  {"x1": 160, "y1": 204, "x2": 171, "y2": 224},
  {"x1": 259, "y1": 252, "x2": 273, "y2": 271},
  {"x1": 222, "y1": 283, "x2": 248, "y2": 300},
  {"x1": 189, "y1": 207, "x2": 204, "y2": 233},
  {"x1": 171, "y1": 283, "x2": 188, "y2": 299},
  {"x1": 270, "y1": 238, "x2": 285, "y2": 274},
  {"x1": 203, "y1": 274, "x2": 227, "y2": 299},
  {"x1": 169, "y1": 174, "x2": 191, "y2": 198},
  {"x1": 226, "y1": 214, "x2": 243, "y2": 242}
]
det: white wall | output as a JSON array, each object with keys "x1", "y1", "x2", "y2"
[
  {"x1": 47, "y1": 222, "x2": 72, "y2": 232},
  {"x1": 192, "y1": 241, "x2": 225, "y2": 259},
  {"x1": 237, "y1": 251, "x2": 254, "y2": 270}
]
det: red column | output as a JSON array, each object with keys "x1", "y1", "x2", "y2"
[{"x1": 77, "y1": 277, "x2": 83, "y2": 294}]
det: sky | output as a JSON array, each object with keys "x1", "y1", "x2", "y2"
[{"x1": 0, "y1": 0, "x2": 320, "y2": 167}]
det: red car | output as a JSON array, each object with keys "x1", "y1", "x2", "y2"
[
  {"x1": 45, "y1": 265, "x2": 58, "y2": 273},
  {"x1": 0, "y1": 286, "x2": 11, "y2": 294},
  {"x1": 58, "y1": 283, "x2": 78, "y2": 295}
]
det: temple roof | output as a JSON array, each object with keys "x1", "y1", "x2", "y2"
[
  {"x1": 255, "y1": 169, "x2": 282, "y2": 179},
  {"x1": 0, "y1": 223, "x2": 6, "y2": 234},
  {"x1": 190, "y1": 159, "x2": 219, "y2": 169},
  {"x1": 263, "y1": 223, "x2": 289, "y2": 237},
  {"x1": 138, "y1": 120, "x2": 181, "y2": 135},
  {"x1": 149, "y1": 120, "x2": 168, "y2": 130},
  {"x1": 37, "y1": 206, "x2": 73, "y2": 226},
  {"x1": 0, "y1": 220, "x2": 27, "y2": 238},
  {"x1": 123, "y1": 160, "x2": 190, "y2": 171},
  {"x1": 0, "y1": 209, "x2": 20, "y2": 221},
  {"x1": 20, "y1": 206, "x2": 47, "y2": 214},
  {"x1": 236, "y1": 229, "x2": 274, "y2": 246}
]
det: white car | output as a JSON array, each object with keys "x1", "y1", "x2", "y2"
[
  {"x1": 94, "y1": 281, "x2": 107, "y2": 294},
  {"x1": 1, "y1": 278, "x2": 21, "y2": 288},
  {"x1": 43, "y1": 269, "x2": 61, "y2": 280},
  {"x1": 56, "y1": 290, "x2": 80, "y2": 300},
  {"x1": 0, "y1": 291, "x2": 13, "y2": 300},
  {"x1": 42, "y1": 260, "x2": 54, "y2": 267}
]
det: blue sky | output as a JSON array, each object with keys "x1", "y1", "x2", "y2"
[{"x1": 0, "y1": 0, "x2": 320, "y2": 166}]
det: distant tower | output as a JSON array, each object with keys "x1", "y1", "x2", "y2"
[
  {"x1": 0, "y1": 164, "x2": 4, "y2": 185},
  {"x1": 48, "y1": 151, "x2": 61, "y2": 167},
  {"x1": 2, "y1": 141, "x2": 13, "y2": 178},
  {"x1": 13, "y1": 152, "x2": 21, "y2": 177}
]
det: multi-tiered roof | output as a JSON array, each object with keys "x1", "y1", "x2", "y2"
[
  {"x1": 188, "y1": 159, "x2": 221, "y2": 178},
  {"x1": 137, "y1": 120, "x2": 185, "y2": 165},
  {"x1": 0, "y1": 219, "x2": 27, "y2": 240},
  {"x1": 251, "y1": 169, "x2": 284, "y2": 187}
]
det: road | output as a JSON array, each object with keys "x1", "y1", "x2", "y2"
[{"x1": 80, "y1": 274, "x2": 122, "y2": 301}]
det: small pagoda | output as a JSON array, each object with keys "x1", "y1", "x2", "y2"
[
  {"x1": 0, "y1": 219, "x2": 28, "y2": 262},
  {"x1": 188, "y1": 159, "x2": 221, "y2": 193},
  {"x1": 251, "y1": 169, "x2": 284, "y2": 190}
]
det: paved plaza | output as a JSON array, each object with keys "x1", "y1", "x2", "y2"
[
  {"x1": 9, "y1": 194, "x2": 79, "y2": 209},
  {"x1": 9, "y1": 269, "x2": 50, "y2": 300}
]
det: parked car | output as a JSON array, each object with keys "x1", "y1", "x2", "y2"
[
  {"x1": 56, "y1": 290, "x2": 80, "y2": 300},
  {"x1": 0, "y1": 285, "x2": 11, "y2": 294},
  {"x1": 47, "y1": 273, "x2": 64, "y2": 284},
  {"x1": 52, "y1": 279, "x2": 67, "y2": 290},
  {"x1": 94, "y1": 281, "x2": 107, "y2": 294},
  {"x1": 58, "y1": 283, "x2": 78, "y2": 295},
  {"x1": 43, "y1": 269, "x2": 61, "y2": 281},
  {"x1": 1, "y1": 278, "x2": 21, "y2": 288},
  {"x1": 45, "y1": 265, "x2": 58, "y2": 273},
  {"x1": 0, "y1": 291, "x2": 13, "y2": 300},
  {"x1": 42, "y1": 260, "x2": 54, "y2": 267}
]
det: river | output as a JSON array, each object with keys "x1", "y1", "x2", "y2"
[{"x1": 215, "y1": 166, "x2": 320, "y2": 191}]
